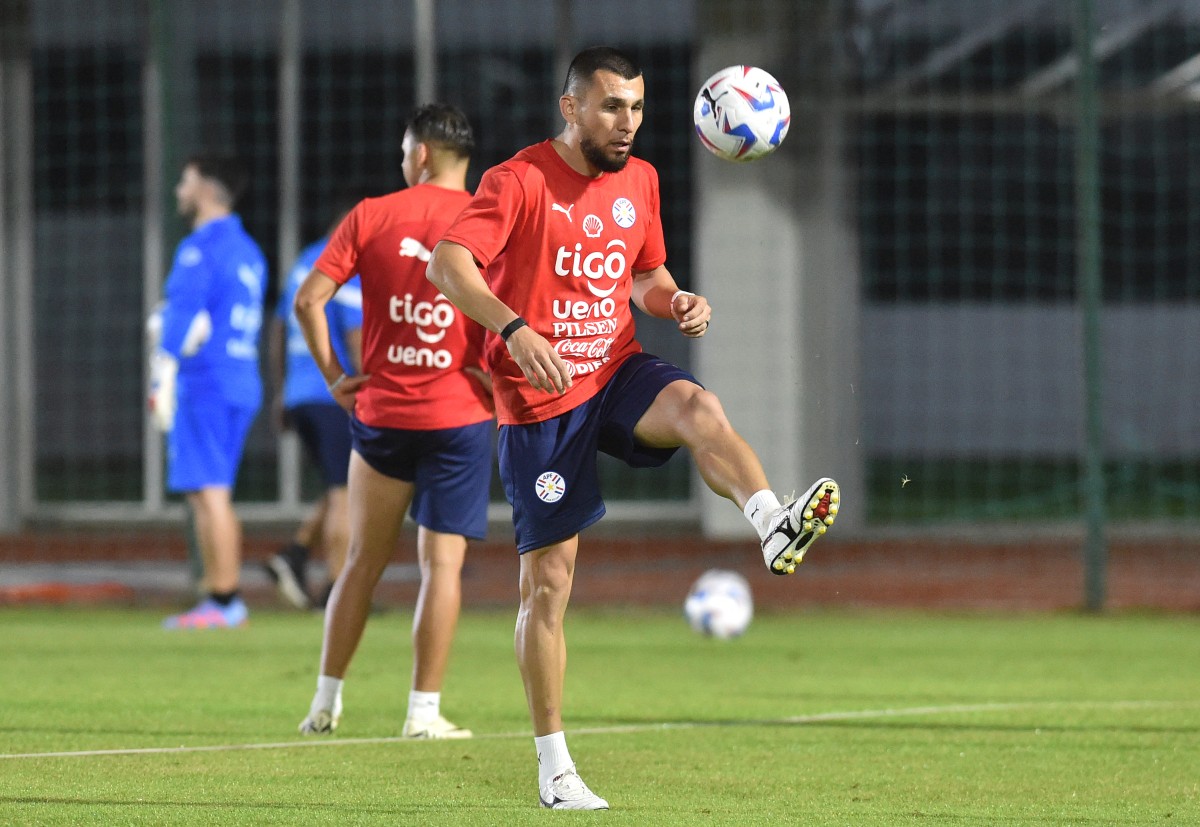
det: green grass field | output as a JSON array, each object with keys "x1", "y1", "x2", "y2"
[{"x1": 3, "y1": 606, "x2": 1198, "y2": 825}]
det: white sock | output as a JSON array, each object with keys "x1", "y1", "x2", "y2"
[
  {"x1": 407, "y1": 690, "x2": 440, "y2": 723},
  {"x1": 313, "y1": 675, "x2": 343, "y2": 714},
  {"x1": 744, "y1": 489, "x2": 782, "y2": 539},
  {"x1": 535, "y1": 731, "x2": 573, "y2": 787}
]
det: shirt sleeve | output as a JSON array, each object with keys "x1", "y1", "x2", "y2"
[
  {"x1": 632, "y1": 164, "x2": 667, "y2": 273},
  {"x1": 313, "y1": 202, "x2": 365, "y2": 285},
  {"x1": 440, "y1": 165, "x2": 525, "y2": 269},
  {"x1": 159, "y1": 241, "x2": 212, "y2": 358}
]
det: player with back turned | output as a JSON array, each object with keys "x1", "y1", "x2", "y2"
[
  {"x1": 427, "y1": 46, "x2": 841, "y2": 809},
  {"x1": 293, "y1": 103, "x2": 494, "y2": 740}
]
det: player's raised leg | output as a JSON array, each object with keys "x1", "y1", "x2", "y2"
[{"x1": 632, "y1": 379, "x2": 840, "y2": 574}]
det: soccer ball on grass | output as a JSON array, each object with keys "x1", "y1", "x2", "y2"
[
  {"x1": 693, "y1": 65, "x2": 790, "y2": 162},
  {"x1": 684, "y1": 569, "x2": 753, "y2": 639}
]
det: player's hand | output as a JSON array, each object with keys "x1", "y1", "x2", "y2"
[
  {"x1": 672, "y1": 292, "x2": 712, "y2": 338},
  {"x1": 328, "y1": 373, "x2": 370, "y2": 413},
  {"x1": 506, "y1": 326, "x2": 572, "y2": 394},
  {"x1": 148, "y1": 351, "x2": 178, "y2": 432}
]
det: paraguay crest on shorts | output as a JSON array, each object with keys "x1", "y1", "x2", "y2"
[{"x1": 535, "y1": 471, "x2": 566, "y2": 503}]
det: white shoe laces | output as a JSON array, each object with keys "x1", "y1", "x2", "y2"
[{"x1": 550, "y1": 767, "x2": 591, "y2": 798}]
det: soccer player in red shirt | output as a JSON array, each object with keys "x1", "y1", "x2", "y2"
[
  {"x1": 428, "y1": 47, "x2": 841, "y2": 809},
  {"x1": 293, "y1": 103, "x2": 493, "y2": 740}
]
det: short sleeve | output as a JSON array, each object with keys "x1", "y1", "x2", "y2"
[
  {"x1": 632, "y1": 164, "x2": 666, "y2": 273},
  {"x1": 314, "y1": 202, "x2": 365, "y2": 284},
  {"x1": 440, "y1": 165, "x2": 525, "y2": 268}
]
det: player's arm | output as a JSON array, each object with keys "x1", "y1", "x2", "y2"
[
  {"x1": 631, "y1": 265, "x2": 711, "y2": 338},
  {"x1": 344, "y1": 327, "x2": 363, "y2": 375},
  {"x1": 427, "y1": 240, "x2": 572, "y2": 395},
  {"x1": 294, "y1": 268, "x2": 368, "y2": 411}
]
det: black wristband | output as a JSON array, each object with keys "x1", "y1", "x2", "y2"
[{"x1": 500, "y1": 317, "x2": 528, "y2": 341}]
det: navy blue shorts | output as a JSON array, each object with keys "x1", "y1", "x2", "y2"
[
  {"x1": 287, "y1": 403, "x2": 352, "y2": 487},
  {"x1": 167, "y1": 397, "x2": 257, "y2": 493},
  {"x1": 498, "y1": 352, "x2": 699, "y2": 553},
  {"x1": 350, "y1": 416, "x2": 493, "y2": 540}
]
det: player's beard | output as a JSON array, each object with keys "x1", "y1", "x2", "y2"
[{"x1": 580, "y1": 135, "x2": 630, "y2": 173}]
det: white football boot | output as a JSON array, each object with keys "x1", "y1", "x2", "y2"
[
  {"x1": 539, "y1": 765, "x2": 609, "y2": 810},
  {"x1": 761, "y1": 478, "x2": 840, "y2": 575},
  {"x1": 401, "y1": 714, "x2": 473, "y2": 740},
  {"x1": 298, "y1": 694, "x2": 343, "y2": 735}
]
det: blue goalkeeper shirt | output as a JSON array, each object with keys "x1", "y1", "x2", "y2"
[
  {"x1": 276, "y1": 237, "x2": 363, "y2": 408},
  {"x1": 160, "y1": 214, "x2": 266, "y2": 409}
]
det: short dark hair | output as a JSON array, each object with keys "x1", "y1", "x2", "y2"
[
  {"x1": 406, "y1": 103, "x2": 474, "y2": 159},
  {"x1": 184, "y1": 153, "x2": 248, "y2": 205},
  {"x1": 562, "y1": 46, "x2": 641, "y2": 96}
]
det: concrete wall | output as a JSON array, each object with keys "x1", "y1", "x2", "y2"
[{"x1": 693, "y1": 2, "x2": 866, "y2": 536}]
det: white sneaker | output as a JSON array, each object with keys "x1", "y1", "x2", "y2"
[
  {"x1": 298, "y1": 695, "x2": 343, "y2": 735},
  {"x1": 539, "y1": 765, "x2": 609, "y2": 810},
  {"x1": 761, "y1": 478, "x2": 840, "y2": 575},
  {"x1": 402, "y1": 714, "x2": 472, "y2": 740}
]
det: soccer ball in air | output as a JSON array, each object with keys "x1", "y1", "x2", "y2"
[
  {"x1": 693, "y1": 65, "x2": 790, "y2": 162},
  {"x1": 684, "y1": 569, "x2": 753, "y2": 639}
]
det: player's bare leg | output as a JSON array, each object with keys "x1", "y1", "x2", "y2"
[
  {"x1": 294, "y1": 496, "x2": 328, "y2": 551},
  {"x1": 632, "y1": 380, "x2": 767, "y2": 508},
  {"x1": 517, "y1": 535, "x2": 607, "y2": 809},
  {"x1": 163, "y1": 487, "x2": 248, "y2": 629},
  {"x1": 301, "y1": 452, "x2": 411, "y2": 734},
  {"x1": 322, "y1": 486, "x2": 350, "y2": 582},
  {"x1": 515, "y1": 536, "x2": 577, "y2": 737},
  {"x1": 412, "y1": 527, "x2": 466, "y2": 691},
  {"x1": 186, "y1": 486, "x2": 242, "y2": 593},
  {"x1": 320, "y1": 452, "x2": 412, "y2": 679},
  {"x1": 634, "y1": 379, "x2": 840, "y2": 574},
  {"x1": 402, "y1": 526, "x2": 472, "y2": 739}
]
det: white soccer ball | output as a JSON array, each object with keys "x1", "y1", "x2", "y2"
[
  {"x1": 693, "y1": 65, "x2": 790, "y2": 162},
  {"x1": 684, "y1": 569, "x2": 753, "y2": 639}
]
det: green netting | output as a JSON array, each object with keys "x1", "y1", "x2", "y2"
[
  {"x1": 17, "y1": 0, "x2": 1200, "y2": 527},
  {"x1": 849, "y1": 0, "x2": 1200, "y2": 524},
  {"x1": 24, "y1": 0, "x2": 695, "y2": 510}
]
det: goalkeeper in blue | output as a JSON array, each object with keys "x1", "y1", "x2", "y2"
[{"x1": 149, "y1": 153, "x2": 267, "y2": 630}]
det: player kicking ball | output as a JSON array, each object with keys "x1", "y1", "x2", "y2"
[{"x1": 428, "y1": 46, "x2": 840, "y2": 810}]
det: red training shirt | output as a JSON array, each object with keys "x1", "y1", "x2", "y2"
[
  {"x1": 315, "y1": 184, "x2": 493, "y2": 430},
  {"x1": 441, "y1": 140, "x2": 667, "y2": 425}
]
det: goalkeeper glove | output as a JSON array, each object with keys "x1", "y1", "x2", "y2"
[{"x1": 148, "y1": 350, "x2": 179, "y2": 432}]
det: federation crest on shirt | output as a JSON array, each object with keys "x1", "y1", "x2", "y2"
[
  {"x1": 612, "y1": 198, "x2": 636, "y2": 229},
  {"x1": 535, "y1": 471, "x2": 566, "y2": 503}
]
